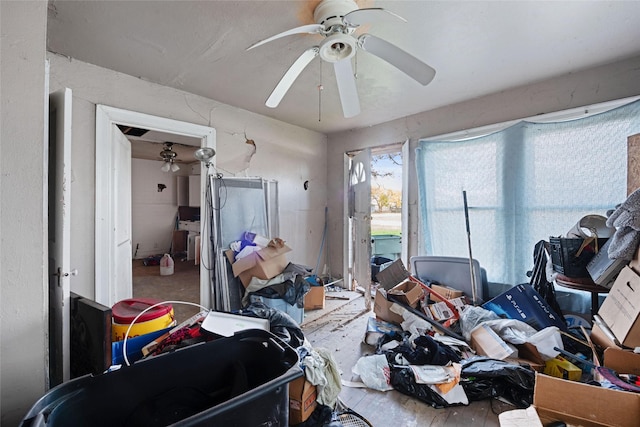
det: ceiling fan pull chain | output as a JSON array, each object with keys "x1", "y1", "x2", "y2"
[
  {"x1": 354, "y1": 50, "x2": 358, "y2": 79},
  {"x1": 318, "y1": 60, "x2": 324, "y2": 122}
]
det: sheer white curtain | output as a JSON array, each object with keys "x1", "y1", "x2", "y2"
[{"x1": 416, "y1": 99, "x2": 640, "y2": 286}]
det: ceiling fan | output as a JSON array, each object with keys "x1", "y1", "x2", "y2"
[
  {"x1": 159, "y1": 142, "x2": 180, "y2": 172},
  {"x1": 247, "y1": 0, "x2": 436, "y2": 118}
]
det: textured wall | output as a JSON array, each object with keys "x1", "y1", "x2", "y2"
[
  {"x1": 0, "y1": 2, "x2": 48, "y2": 425},
  {"x1": 47, "y1": 53, "x2": 328, "y2": 301}
]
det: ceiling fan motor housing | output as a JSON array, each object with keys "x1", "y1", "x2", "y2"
[
  {"x1": 314, "y1": 0, "x2": 358, "y2": 29},
  {"x1": 160, "y1": 143, "x2": 177, "y2": 161}
]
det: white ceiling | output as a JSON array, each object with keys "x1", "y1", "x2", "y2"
[{"x1": 46, "y1": 0, "x2": 640, "y2": 135}]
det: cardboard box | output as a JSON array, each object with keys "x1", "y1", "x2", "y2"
[
  {"x1": 598, "y1": 265, "x2": 640, "y2": 347},
  {"x1": 470, "y1": 323, "x2": 516, "y2": 360},
  {"x1": 429, "y1": 284, "x2": 464, "y2": 302},
  {"x1": 225, "y1": 244, "x2": 291, "y2": 287},
  {"x1": 304, "y1": 286, "x2": 325, "y2": 310},
  {"x1": 289, "y1": 376, "x2": 317, "y2": 425},
  {"x1": 603, "y1": 347, "x2": 640, "y2": 376},
  {"x1": 482, "y1": 284, "x2": 567, "y2": 332},
  {"x1": 509, "y1": 343, "x2": 546, "y2": 372},
  {"x1": 373, "y1": 288, "x2": 404, "y2": 325},
  {"x1": 590, "y1": 320, "x2": 623, "y2": 350},
  {"x1": 387, "y1": 279, "x2": 423, "y2": 308},
  {"x1": 533, "y1": 373, "x2": 640, "y2": 427}
]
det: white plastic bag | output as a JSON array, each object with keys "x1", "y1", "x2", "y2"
[
  {"x1": 352, "y1": 354, "x2": 394, "y2": 392},
  {"x1": 527, "y1": 327, "x2": 563, "y2": 360}
]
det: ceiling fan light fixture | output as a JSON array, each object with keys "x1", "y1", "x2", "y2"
[
  {"x1": 170, "y1": 162, "x2": 180, "y2": 172},
  {"x1": 319, "y1": 33, "x2": 356, "y2": 62},
  {"x1": 161, "y1": 162, "x2": 171, "y2": 172}
]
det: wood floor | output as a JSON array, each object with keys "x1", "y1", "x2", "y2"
[
  {"x1": 301, "y1": 291, "x2": 513, "y2": 427},
  {"x1": 132, "y1": 258, "x2": 202, "y2": 323},
  {"x1": 132, "y1": 266, "x2": 513, "y2": 426}
]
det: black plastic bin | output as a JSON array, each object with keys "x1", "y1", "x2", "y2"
[
  {"x1": 549, "y1": 237, "x2": 608, "y2": 278},
  {"x1": 21, "y1": 329, "x2": 302, "y2": 427},
  {"x1": 371, "y1": 256, "x2": 393, "y2": 282}
]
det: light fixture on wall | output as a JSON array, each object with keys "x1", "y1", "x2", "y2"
[
  {"x1": 194, "y1": 147, "x2": 216, "y2": 169},
  {"x1": 160, "y1": 142, "x2": 180, "y2": 172}
]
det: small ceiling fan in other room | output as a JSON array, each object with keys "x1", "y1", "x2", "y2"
[{"x1": 247, "y1": 0, "x2": 436, "y2": 118}]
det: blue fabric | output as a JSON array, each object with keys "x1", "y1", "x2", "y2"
[{"x1": 416, "y1": 99, "x2": 640, "y2": 285}]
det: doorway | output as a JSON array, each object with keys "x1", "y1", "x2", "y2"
[
  {"x1": 94, "y1": 105, "x2": 215, "y2": 313},
  {"x1": 370, "y1": 148, "x2": 403, "y2": 278},
  {"x1": 345, "y1": 142, "x2": 406, "y2": 307},
  {"x1": 123, "y1": 129, "x2": 205, "y2": 324}
]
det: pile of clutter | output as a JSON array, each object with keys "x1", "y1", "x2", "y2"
[
  {"x1": 353, "y1": 253, "x2": 640, "y2": 425},
  {"x1": 224, "y1": 232, "x2": 328, "y2": 322},
  {"x1": 106, "y1": 232, "x2": 340, "y2": 426}
]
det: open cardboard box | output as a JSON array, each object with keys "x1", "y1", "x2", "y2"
[
  {"x1": 225, "y1": 243, "x2": 291, "y2": 287},
  {"x1": 533, "y1": 373, "x2": 640, "y2": 427},
  {"x1": 602, "y1": 346, "x2": 640, "y2": 377},
  {"x1": 598, "y1": 263, "x2": 640, "y2": 348},
  {"x1": 531, "y1": 342, "x2": 640, "y2": 427},
  {"x1": 429, "y1": 283, "x2": 464, "y2": 302},
  {"x1": 373, "y1": 288, "x2": 404, "y2": 325},
  {"x1": 387, "y1": 279, "x2": 423, "y2": 308},
  {"x1": 289, "y1": 376, "x2": 317, "y2": 425}
]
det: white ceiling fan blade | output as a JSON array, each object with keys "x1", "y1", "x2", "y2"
[
  {"x1": 266, "y1": 47, "x2": 319, "y2": 108},
  {"x1": 333, "y1": 59, "x2": 361, "y2": 118},
  {"x1": 343, "y1": 8, "x2": 406, "y2": 27},
  {"x1": 358, "y1": 34, "x2": 436, "y2": 85},
  {"x1": 247, "y1": 24, "x2": 324, "y2": 50}
]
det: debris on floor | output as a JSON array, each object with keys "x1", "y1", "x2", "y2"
[{"x1": 354, "y1": 254, "x2": 640, "y2": 427}]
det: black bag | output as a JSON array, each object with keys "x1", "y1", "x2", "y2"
[{"x1": 460, "y1": 357, "x2": 535, "y2": 408}]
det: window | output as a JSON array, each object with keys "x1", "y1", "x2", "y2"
[{"x1": 416, "y1": 99, "x2": 640, "y2": 285}]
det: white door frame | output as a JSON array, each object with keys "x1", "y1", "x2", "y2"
[{"x1": 95, "y1": 105, "x2": 216, "y2": 308}]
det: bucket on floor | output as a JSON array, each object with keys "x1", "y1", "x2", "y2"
[
  {"x1": 159, "y1": 253, "x2": 174, "y2": 276},
  {"x1": 111, "y1": 298, "x2": 175, "y2": 342}
]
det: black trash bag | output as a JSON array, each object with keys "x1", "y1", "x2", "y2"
[
  {"x1": 392, "y1": 334, "x2": 462, "y2": 366},
  {"x1": 243, "y1": 302, "x2": 306, "y2": 348},
  {"x1": 388, "y1": 365, "x2": 457, "y2": 409},
  {"x1": 374, "y1": 329, "x2": 407, "y2": 354},
  {"x1": 292, "y1": 404, "x2": 332, "y2": 427},
  {"x1": 251, "y1": 264, "x2": 311, "y2": 308},
  {"x1": 460, "y1": 356, "x2": 535, "y2": 408}
]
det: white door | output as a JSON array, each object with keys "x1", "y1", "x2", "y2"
[
  {"x1": 112, "y1": 125, "x2": 133, "y2": 303},
  {"x1": 48, "y1": 88, "x2": 72, "y2": 386},
  {"x1": 349, "y1": 149, "x2": 372, "y2": 308}
]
